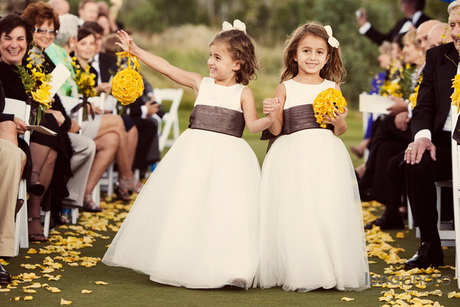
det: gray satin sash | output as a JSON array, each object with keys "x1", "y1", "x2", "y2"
[
  {"x1": 282, "y1": 104, "x2": 333, "y2": 134},
  {"x1": 189, "y1": 104, "x2": 245, "y2": 138},
  {"x1": 261, "y1": 104, "x2": 333, "y2": 140}
]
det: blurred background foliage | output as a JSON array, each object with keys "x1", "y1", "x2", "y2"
[{"x1": 1, "y1": 0, "x2": 451, "y2": 109}]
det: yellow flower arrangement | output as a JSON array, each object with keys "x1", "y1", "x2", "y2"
[
  {"x1": 17, "y1": 50, "x2": 53, "y2": 125},
  {"x1": 111, "y1": 52, "x2": 144, "y2": 105},
  {"x1": 313, "y1": 88, "x2": 347, "y2": 128},
  {"x1": 451, "y1": 74, "x2": 460, "y2": 112},
  {"x1": 408, "y1": 75, "x2": 423, "y2": 109},
  {"x1": 71, "y1": 57, "x2": 98, "y2": 99},
  {"x1": 70, "y1": 57, "x2": 98, "y2": 120}
]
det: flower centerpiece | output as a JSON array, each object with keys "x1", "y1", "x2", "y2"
[
  {"x1": 70, "y1": 57, "x2": 98, "y2": 120},
  {"x1": 17, "y1": 49, "x2": 53, "y2": 125},
  {"x1": 313, "y1": 88, "x2": 347, "y2": 128},
  {"x1": 111, "y1": 52, "x2": 144, "y2": 105}
]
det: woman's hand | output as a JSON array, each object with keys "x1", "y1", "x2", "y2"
[
  {"x1": 96, "y1": 82, "x2": 112, "y2": 95},
  {"x1": 387, "y1": 96, "x2": 408, "y2": 116},
  {"x1": 13, "y1": 116, "x2": 28, "y2": 134},
  {"x1": 45, "y1": 109, "x2": 65, "y2": 126}
]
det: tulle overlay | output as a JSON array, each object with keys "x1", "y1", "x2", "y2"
[
  {"x1": 103, "y1": 128, "x2": 261, "y2": 288},
  {"x1": 256, "y1": 128, "x2": 369, "y2": 292}
]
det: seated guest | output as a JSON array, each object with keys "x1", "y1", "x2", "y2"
[
  {"x1": 73, "y1": 27, "x2": 142, "y2": 202},
  {"x1": 0, "y1": 80, "x2": 27, "y2": 285},
  {"x1": 0, "y1": 13, "x2": 67, "y2": 241},
  {"x1": 23, "y1": 2, "x2": 96, "y2": 217},
  {"x1": 361, "y1": 22, "x2": 437, "y2": 230}
]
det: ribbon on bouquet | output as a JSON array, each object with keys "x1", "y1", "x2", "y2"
[{"x1": 70, "y1": 97, "x2": 95, "y2": 121}]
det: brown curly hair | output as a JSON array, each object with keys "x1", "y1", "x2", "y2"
[
  {"x1": 22, "y1": 2, "x2": 60, "y2": 32},
  {"x1": 280, "y1": 21, "x2": 346, "y2": 85},
  {"x1": 211, "y1": 29, "x2": 258, "y2": 85}
]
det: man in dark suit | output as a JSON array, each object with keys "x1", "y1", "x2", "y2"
[
  {"x1": 402, "y1": 1, "x2": 460, "y2": 270},
  {"x1": 356, "y1": 0, "x2": 431, "y2": 46}
]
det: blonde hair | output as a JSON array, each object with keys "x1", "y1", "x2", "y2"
[
  {"x1": 280, "y1": 21, "x2": 345, "y2": 84},
  {"x1": 403, "y1": 28, "x2": 421, "y2": 49},
  {"x1": 210, "y1": 29, "x2": 258, "y2": 85}
]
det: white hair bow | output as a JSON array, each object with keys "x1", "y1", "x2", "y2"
[
  {"x1": 222, "y1": 19, "x2": 247, "y2": 34},
  {"x1": 324, "y1": 25, "x2": 339, "y2": 48}
]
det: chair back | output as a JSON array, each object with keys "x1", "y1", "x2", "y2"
[
  {"x1": 154, "y1": 88, "x2": 184, "y2": 151},
  {"x1": 4, "y1": 98, "x2": 31, "y2": 143}
]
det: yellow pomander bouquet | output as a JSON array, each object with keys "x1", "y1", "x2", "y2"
[
  {"x1": 111, "y1": 52, "x2": 144, "y2": 105},
  {"x1": 313, "y1": 88, "x2": 347, "y2": 128}
]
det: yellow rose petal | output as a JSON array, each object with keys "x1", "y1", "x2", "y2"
[
  {"x1": 95, "y1": 281, "x2": 108, "y2": 285},
  {"x1": 60, "y1": 298, "x2": 72, "y2": 305},
  {"x1": 81, "y1": 289, "x2": 93, "y2": 294},
  {"x1": 23, "y1": 289, "x2": 37, "y2": 294},
  {"x1": 0, "y1": 288, "x2": 11, "y2": 292},
  {"x1": 24, "y1": 296, "x2": 34, "y2": 301},
  {"x1": 27, "y1": 248, "x2": 38, "y2": 254},
  {"x1": 341, "y1": 297, "x2": 354, "y2": 301}
]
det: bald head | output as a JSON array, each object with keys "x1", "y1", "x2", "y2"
[
  {"x1": 427, "y1": 23, "x2": 452, "y2": 49},
  {"x1": 48, "y1": 0, "x2": 70, "y2": 15},
  {"x1": 416, "y1": 19, "x2": 441, "y2": 52}
]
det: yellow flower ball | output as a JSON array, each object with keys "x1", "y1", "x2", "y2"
[{"x1": 112, "y1": 67, "x2": 144, "y2": 105}]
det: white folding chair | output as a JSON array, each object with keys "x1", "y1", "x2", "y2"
[
  {"x1": 155, "y1": 88, "x2": 184, "y2": 152},
  {"x1": 450, "y1": 105, "x2": 460, "y2": 288},
  {"x1": 4, "y1": 98, "x2": 31, "y2": 255}
]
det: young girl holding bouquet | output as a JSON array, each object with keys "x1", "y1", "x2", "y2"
[
  {"x1": 103, "y1": 21, "x2": 279, "y2": 289},
  {"x1": 256, "y1": 21, "x2": 369, "y2": 292}
]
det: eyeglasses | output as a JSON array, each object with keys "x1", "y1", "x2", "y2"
[{"x1": 34, "y1": 28, "x2": 58, "y2": 36}]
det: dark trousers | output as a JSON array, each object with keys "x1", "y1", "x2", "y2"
[
  {"x1": 359, "y1": 115, "x2": 411, "y2": 214},
  {"x1": 405, "y1": 131, "x2": 452, "y2": 244}
]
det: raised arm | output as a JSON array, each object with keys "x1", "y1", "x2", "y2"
[
  {"x1": 241, "y1": 87, "x2": 279, "y2": 134},
  {"x1": 116, "y1": 30, "x2": 203, "y2": 94}
]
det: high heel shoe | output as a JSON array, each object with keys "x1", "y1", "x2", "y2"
[
  {"x1": 114, "y1": 182, "x2": 132, "y2": 201},
  {"x1": 83, "y1": 194, "x2": 102, "y2": 212},
  {"x1": 27, "y1": 217, "x2": 48, "y2": 242},
  {"x1": 29, "y1": 171, "x2": 45, "y2": 196},
  {"x1": 119, "y1": 176, "x2": 144, "y2": 194}
]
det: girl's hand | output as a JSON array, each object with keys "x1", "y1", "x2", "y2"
[
  {"x1": 116, "y1": 30, "x2": 139, "y2": 55},
  {"x1": 262, "y1": 97, "x2": 278, "y2": 115},
  {"x1": 266, "y1": 98, "x2": 280, "y2": 122},
  {"x1": 323, "y1": 107, "x2": 347, "y2": 129},
  {"x1": 14, "y1": 116, "x2": 28, "y2": 134}
]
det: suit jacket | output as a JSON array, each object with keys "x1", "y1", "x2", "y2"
[
  {"x1": 411, "y1": 42, "x2": 458, "y2": 142},
  {"x1": 95, "y1": 52, "x2": 118, "y2": 83},
  {"x1": 365, "y1": 13, "x2": 431, "y2": 45}
]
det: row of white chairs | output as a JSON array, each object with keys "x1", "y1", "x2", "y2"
[{"x1": 6, "y1": 88, "x2": 183, "y2": 256}]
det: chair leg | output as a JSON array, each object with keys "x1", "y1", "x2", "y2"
[{"x1": 71, "y1": 208, "x2": 79, "y2": 224}]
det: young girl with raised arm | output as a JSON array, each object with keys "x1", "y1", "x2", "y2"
[
  {"x1": 103, "y1": 20, "x2": 279, "y2": 289},
  {"x1": 256, "y1": 22, "x2": 369, "y2": 292}
]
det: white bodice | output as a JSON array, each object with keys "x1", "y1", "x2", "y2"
[
  {"x1": 283, "y1": 79, "x2": 336, "y2": 109},
  {"x1": 194, "y1": 77, "x2": 245, "y2": 112}
]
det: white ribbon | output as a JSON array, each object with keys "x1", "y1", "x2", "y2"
[
  {"x1": 222, "y1": 19, "x2": 246, "y2": 34},
  {"x1": 324, "y1": 25, "x2": 339, "y2": 48}
]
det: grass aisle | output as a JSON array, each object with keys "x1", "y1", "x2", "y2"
[{"x1": 1, "y1": 109, "x2": 459, "y2": 306}]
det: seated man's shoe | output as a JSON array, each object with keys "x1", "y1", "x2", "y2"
[
  {"x1": 0, "y1": 264, "x2": 11, "y2": 285},
  {"x1": 364, "y1": 214, "x2": 405, "y2": 230},
  {"x1": 404, "y1": 242, "x2": 444, "y2": 270}
]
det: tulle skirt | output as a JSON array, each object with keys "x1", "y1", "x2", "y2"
[
  {"x1": 255, "y1": 128, "x2": 369, "y2": 292},
  {"x1": 103, "y1": 129, "x2": 260, "y2": 289}
]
